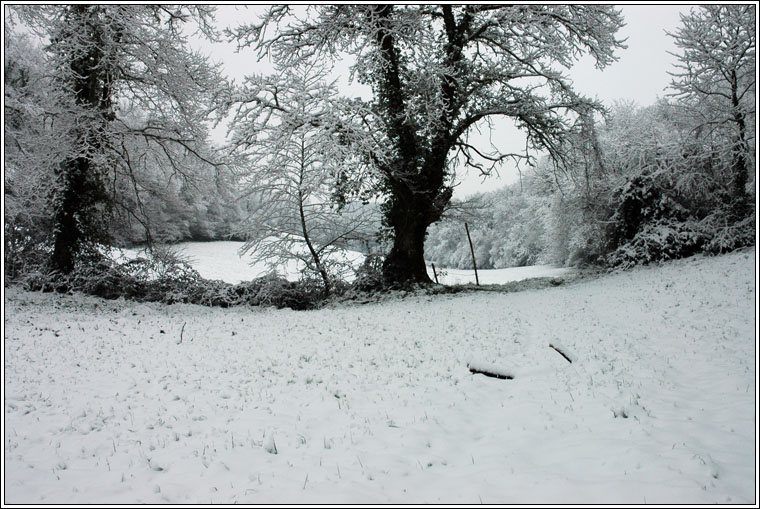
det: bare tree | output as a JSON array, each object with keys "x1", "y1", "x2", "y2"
[
  {"x1": 229, "y1": 65, "x2": 378, "y2": 294},
  {"x1": 668, "y1": 5, "x2": 756, "y2": 219},
  {"x1": 4, "y1": 32, "x2": 63, "y2": 277}
]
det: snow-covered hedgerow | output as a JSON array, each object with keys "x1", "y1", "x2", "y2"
[
  {"x1": 606, "y1": 219, "x2": 705, "y2": 269},
  {"x1": 16, "y1": 249, "x2": 328, "y2": 310},
  {"x1": 607, "y1": 213, "x2": 756, "y2": 270}
]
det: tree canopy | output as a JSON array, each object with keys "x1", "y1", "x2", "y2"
[
  {"x1": 227, "y1": 5, "x2": 626, "y2": 285},
  {"x1": 229, "y1": 64, "x2": 378, "y2": 294},
  {"x1": 668, "y1": 5, "x2": 755, "y2": 219},
  {"x1": 6, "y1": 5, "x2": 225, "y2": 272}
]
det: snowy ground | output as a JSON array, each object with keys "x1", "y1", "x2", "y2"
[
  {"x1": 4, "y1": 247, "x2": 757, "y2": 504},
  {"x1": 114, "y1": 240, "x2": 572, "y2": 285}
]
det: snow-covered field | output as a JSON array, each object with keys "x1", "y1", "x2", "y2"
[
  {"x1": 430, "y1": 264, "x2": 572, "y2": 285},
  {"x1": 112, "y1": 241, "x2": 306, "y2": 284},
  {"x1": 115, "y1": 241, "x2": 571, "y2": 285},
  {"x1": 4, "y1": 248, "x2": 757, "y2": 504}
]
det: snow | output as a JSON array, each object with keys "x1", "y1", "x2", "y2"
[
  {"x1": 428, "y1": 264, "x2": 572, "y2": 285},
  {"x1": 112, "y1": 241, "x2": 300, "y2": 284},
  {"x1": 4, "y1": 247, "x2": 757, "y2": 504},
  {"x1": 114, "y1": 240, "x2": 571, "y2": 286},
  {"x1": 114, "y1": 241, "x2": 365, "y2": 284}
]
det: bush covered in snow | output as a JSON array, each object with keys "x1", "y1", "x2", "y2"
[
  {"x1": 14, "y1": 248, "x2": 331, "y2": 310},
  {"x1": 606, "y1": 219, "x2": 705, "y2": 269}
]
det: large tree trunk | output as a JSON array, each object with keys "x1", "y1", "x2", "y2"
[
  {"x1": 382, "y1": 195, "x2": 433, "y2": 286},
  {"x1": 381, "y1": 164, "x2": 451, "y2": 287},
  {"x1": 49, "y1": 5, "x2": 113, "y2": 274},
  {"x1": 50, "y1": 158, "x2": 89, "y2": 274},
  {"x1": 371, "y1": 4, "x2": 456, "y2": 287}
]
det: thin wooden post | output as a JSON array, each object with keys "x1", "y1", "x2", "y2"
[
  {"x1": 431, "y1": 263, "x2": 439, "y2": 284},
  {"x1": 464, "y1": 222, "x2": 479, "y2": 286}
]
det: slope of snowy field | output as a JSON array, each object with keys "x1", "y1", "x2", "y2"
[
  {"x1": 4, "y1": 248, "x2": 757, "y2": 504},
  {"x1": 115, "y1": 241, "x2": 572, "y2": 285}
]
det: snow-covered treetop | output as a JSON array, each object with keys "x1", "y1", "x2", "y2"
[{"x1": 226, "y1": 5, "x2": 626, "y2": 185}]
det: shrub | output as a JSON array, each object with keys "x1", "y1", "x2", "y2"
[
  {"x1": 12, "y1": 246, "x2": 331, "y2": 310},
  {"x1": 701, "y1": 213, "x2": 756, "y2": 255},
  {"x1": 4, "y1": 224, "x2": 54, "y2": 283},
  {"x1": 607, "y1": 219, "x2": 705, "y2": 269},
  {"x1": 231, "y1": 273, "x2": 324, "y2": 310},
  {"x1": 351, "y1": 253, "x2": 385, "y2": 292}
]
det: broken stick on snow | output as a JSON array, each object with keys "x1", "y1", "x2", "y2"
[
  {"x1": 549, "y1": 343, "x2": 574, "y2": 363},
  {"x1": 467, "y1": 360, "x2": 514, "y2": 380}
]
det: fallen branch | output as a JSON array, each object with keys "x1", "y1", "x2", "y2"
[
  {"x1": 469, "y1": 367, "x2": 513, "y2": 380},
  {"x1": 549, "y1": 343, "x2": 573, "y2": 363},
  {"x1": 467, "y1": 360, "x2": 514, "y2": 380},
  {"x1": 178, "y1": 322, "x2": 187, "y2": 344}
]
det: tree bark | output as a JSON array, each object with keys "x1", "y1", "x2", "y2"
[
  {"x1": 370, "y1": 5, "x2": 433, "y2": 287},
  {"x1": 299, "y1": 196, "x2": 331, "y2": 295},
  {"x1": 51, "y1": 158, "x2": 87, "y2": 274},
  {"x1": 729, "y1": 68, "x2": 751, "y2": 219},
  {"x1": 382, "y1": 190, "x2": 434, "y2": 286},
  {"x1": 370, "y1": 5, "x2": 465, "y2": 287},
  {"x1": 50, "y1": 5, "x2": 112, "y2": 274}
]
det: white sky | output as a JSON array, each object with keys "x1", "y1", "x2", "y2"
[{"x1": 201, "y1": 4, "x2": 698, "y2": 198}]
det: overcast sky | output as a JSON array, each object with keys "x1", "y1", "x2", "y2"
[{"x1": 203, "y1": 4, "x2": 698, "y2": 198}]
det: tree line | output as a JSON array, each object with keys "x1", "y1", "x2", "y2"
[
  {"x1": 3, "y1": 5, "x2": 755, "y2": 298},
  {"x1": 427, "y1": 5, "x2": 755, "y2": 271}
]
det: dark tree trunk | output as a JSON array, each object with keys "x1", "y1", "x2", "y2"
[
  {"x1": 382, "y1": 193, "x2": 434, "y2": 286},
  {"x1": 730, "y1": 143, "x2": 750, "y2": 220},
  {"x1": 370, "y1": 5, "x2": 431, "y2": 287},
  {"x1": 49, "y1": 5, "x2": 113, "y2": 274},
  {"x1": 51, "y1": 158, "x2": 89, "y2": 274},
  {"x1": 381, "y1": 159, "x2": 452, "y2": 286},
  {"x1": 299, "y1": 193, "x2": 331, "y2": 295},
  {"x1": 298, "y1": 145, "x2": 331, "y2": 296},
  {"x1": 370, "y1": 5, "x2": 462, "y2": 288},
  {"x1": 730, "y1": 70, "x2": 751, "y2": 219}
]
